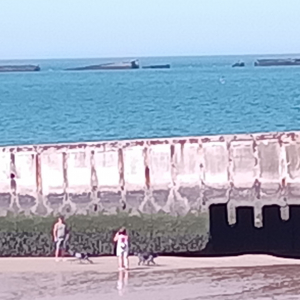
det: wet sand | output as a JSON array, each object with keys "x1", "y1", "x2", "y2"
[
  {"x1": 1, "y1": 255, "x2": 300, "y2": 300},
  {"x1": 1, "y1": 254, "x2": 300, "y2": 273}
]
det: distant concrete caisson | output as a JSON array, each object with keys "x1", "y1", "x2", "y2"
[
  {"x1": 65, "y1": 60, "x2": 140, "y2": 71},
  {"x1": 254, "y1": 58, "x2": 300, "y2": 67},
  {"x1": 0, "y1": 65, "x2": 40, "y2": 72},
  {"x1": 232, "y1": 61, "x2": 245, "y2": 67}
]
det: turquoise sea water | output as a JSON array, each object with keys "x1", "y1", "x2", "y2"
[{"x1": 1, "y1": 55, "x2": 300, "y2": 146}]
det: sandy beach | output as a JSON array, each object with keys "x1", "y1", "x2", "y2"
[
  {"x1": 1, "y1": 254, "x2": 300, "y2": 300},
  {"x1": 1, "y1": 254, "x2": 300, "y2": 273}
]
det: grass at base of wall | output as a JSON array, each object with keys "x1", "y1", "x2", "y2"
[{"x1": 0, "y1": 211, "x2": 209, "y2": 256}]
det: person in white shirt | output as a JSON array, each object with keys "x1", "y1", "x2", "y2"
[{"x1": 113, "y1": 227, "x2": 129, "y2": 270}]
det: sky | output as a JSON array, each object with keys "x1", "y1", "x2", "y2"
[{"x1": 0, "y1": 0, "x2": 299, "y2": 59}]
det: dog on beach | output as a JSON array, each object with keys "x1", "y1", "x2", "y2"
[
  {"x1": 68, "y1": 249, "x2": 94, "y2": 264},
  {"x1": 134, "y1": 252, "x2": 158, "y2": 266}
]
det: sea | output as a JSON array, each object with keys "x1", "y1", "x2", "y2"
[
  {"x1": 1, "y1": 55, "x2": 300, "y2": 146},
  {"x1": 1, "y1": 55, "x2": 300, "y2": 300}
]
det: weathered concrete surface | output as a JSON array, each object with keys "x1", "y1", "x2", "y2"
[{"x1": 0, "y1": 131, "x2": 299, "y2": 256}]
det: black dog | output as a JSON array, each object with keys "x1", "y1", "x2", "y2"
[
  {"x1": 68, "y1": 249, "x2": 93, "y2": 264},
  {"x1": 134, "y1": 252, "x2": 158, "y2": 266}
]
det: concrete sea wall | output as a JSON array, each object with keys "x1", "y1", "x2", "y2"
[{"x1": 0, "y1": 131, "x2": 299, "y2": 256}]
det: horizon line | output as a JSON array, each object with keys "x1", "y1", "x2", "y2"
[{"x1": 1, "y1": 52, "x2": 300, "y2": 61}]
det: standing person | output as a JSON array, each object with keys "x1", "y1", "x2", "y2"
[
  {"x1": 113, "y1": 227, "x2": 129, "y2": 270},
  {"x1": 53, "y1": 216, "x2": 67, "y2": 262}
]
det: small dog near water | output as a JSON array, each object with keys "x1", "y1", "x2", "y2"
[
  {"x1": 134, "y1": 252, "x2": 158, "y2": 266},
  {"x1": 68, "y1": 249, "x2": 94, "y2": 264}
]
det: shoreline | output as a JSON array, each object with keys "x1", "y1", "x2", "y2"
[{"x1": 1, "y1": 254, "x2": 300, "y2": 273}]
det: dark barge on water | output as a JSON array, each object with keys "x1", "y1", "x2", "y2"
[
  {"x1": 254, "y1": 58, "x2": 300, "y2": 67},
  {"x1": 65, "y1": 60, "x2": 140, "y2": 71},
  {"x1": 0, "y1": 65, "x2": 40, "y2": 72},
  {"x1": 142, "y1": 64, "x2": 171, "y2": 69}
]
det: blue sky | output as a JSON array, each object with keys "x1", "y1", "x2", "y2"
[{"x1": 0, "y1": 0, "x2": 299, "y2": 59}]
